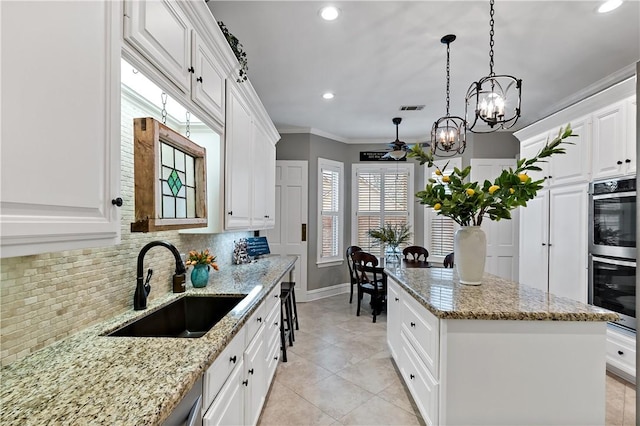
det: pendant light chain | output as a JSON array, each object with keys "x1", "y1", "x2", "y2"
[
  {"x1": 160, "y1": 92, "x2": 168, "y2": 124},
  {"x1": 488, "y1": 0, "x2": 495, "y2": 76},
  {"x1": 445, "y1": 41, "x2": 451, "y2": 116}
]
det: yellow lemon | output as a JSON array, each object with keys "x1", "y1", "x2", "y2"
[
  {"x1": 442, "y1": 175, "x2": 450, "y2": 183},
  {"x1": 518, "y1": 173, "x2": 529, "y2": 183},
  {"x1": 466, "y1": 188, "x2": 475, "y2": 196},
  {"x1": 433, "y1": 203, "x2": 442, "y2": 211},
  {"x1": 509, "y1": 188, "x2": 515, "y2": 194},
  {"x1": 488, "y1": 185, "x2": 500, "y2": 194},
  {"x1": 435, "y1": 169, "x2": 442, "y2": 176}
]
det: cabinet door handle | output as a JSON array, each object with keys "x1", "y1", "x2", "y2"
[
  {"x1": 257, "y1": 317, "x2": 262, "y2": 323},
  {"x1": 618, "y1": 350, "x2": 624, "y2": 355},
  {"x1": 542, "y1": 243, "x2": 546, "y2": 246},
  {"x1": 410, "y1": 374, "x2": 415, "y2": 380},
  {"x1": 249, "y1": 368, "x2": 254, "y2": 375},
  {"x1": 548, "y1": 243, "x2": 552, "y2": 247},
  {"x1": 188, "y1": 66, "x2": 194, "y2": 73},
  {"x1": 274, "y1": 321, "x2": 278, "y2": 327},
  {"x1": 274, "y1": 356, "x2": 279, "y2": 360},
  {"x1": 625, "y1": 159, "x2": 631, "y2": 163},
  {"x1": 617, "y1": 160, "x2": 623, "y2": 165},
  {"x1": 111, "y1": 197, "x2": 123, "y2": 207},
  {"x1": 410, "y1": 322, "x2": 416, "y2": 328},
  {"x1": 242, "y1": 379, "x2": 248, "y2": 386},
  {"x1": 227, "y1": 211, "x2": 233, "y2": 215},
  {"x1": 230, "y1": 355, "x2": 237, "y2": 364},
  {"x1": 197, "y1": 76, "x2": 203, "y2": 83},
  {"x1": 395, "y1": 297, "x2": 399, "y2": 302}
]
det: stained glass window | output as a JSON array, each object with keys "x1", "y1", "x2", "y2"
[{"x1": 160, "y1": 142, "x2": 197, "y2": 219}]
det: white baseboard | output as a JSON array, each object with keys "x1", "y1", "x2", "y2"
[{"x1": 305, "y1": 282, "x2": 350, "y2": 302}]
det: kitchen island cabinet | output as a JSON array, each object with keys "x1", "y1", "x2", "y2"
[
  {"x1": 0, "y1": 256, "x2": 296, "y2": 425},
  {"x1": 385, "y1": 267, "x2": 618, "y2": 426}
]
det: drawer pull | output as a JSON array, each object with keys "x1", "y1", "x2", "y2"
[
  {"x1": 230, "y1": 355, "x2": 237, "y2": 364},
  {"x1": 410, "y1": 374, "x2": 415, "y2": 380},
  {"x1": 257, "y1": 317, "x2": 263, "y2": 323},
  {"x1": 617, "y1": 160, "x2": 623, "y2": 165},
  {"x1": 274, "y1": 356, "x2": 279, "y2": 360},
  {"x1": 395, "y1": 297, "x2": 399, "y2": 302},
  {"x1": 242, "y1": 380, "x2": 248, "y2": 386},
  {"x1": 410, "y1": 322, "x2": 416, "y2": 328},
  {"x1": 618, "y1": 350, "x2": 624, "y2": 356},
  {"x1": 249, "y1": 368, "x2": 254, "y2": 375}
]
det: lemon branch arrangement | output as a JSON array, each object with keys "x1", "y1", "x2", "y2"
[{"x1": 407, "y1": 125, "x2": 575, "y2": 227}]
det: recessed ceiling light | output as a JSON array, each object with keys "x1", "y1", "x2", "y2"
[
  {"x1": 319, "y1": 6, "x2": 340, "y2": 21},
  {"x1": 322, "y1": 92, "x2": 335, "y2": 100},
  {"x1": 598, "y1": 0, "x2": 623, "y2": 13}
]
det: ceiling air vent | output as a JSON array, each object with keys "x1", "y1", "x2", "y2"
[{"x1": 399, "y1": 105, "x2": 425, "y2": 111}]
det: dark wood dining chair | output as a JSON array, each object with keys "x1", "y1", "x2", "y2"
[
  {"x1": 352, "y1": 251, "x2": 387, "y2": 323},
  {"x1": 402, "y1": 246, "x2": 429, "y2": 262},
  {"x1": 346, "y1": 246, "x2": 362, "y2": 304},
  {"x1": 443, "y1": 252, "x2": 455, "y2": 268}
]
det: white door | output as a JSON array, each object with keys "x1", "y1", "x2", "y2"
[
  {"x1": 262, "y1": 161, "x2": 308, "y2": 302},
  {"x1": 470, "y1": 159, "x2": 519, "y2": 281}
]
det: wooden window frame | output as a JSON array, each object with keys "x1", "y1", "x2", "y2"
[{"x1": 131, "y1": 117, "x2": 207, "y2": 232}]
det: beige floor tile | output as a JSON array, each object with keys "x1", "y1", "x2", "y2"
[
  {"x1": 377, "y1": 371, "x2": 417, "y2": 415},
  {"x1": 274, "y1": 351, "x2": 333, "y2": 394},
  {"x1": 293, "y1": 343, "x2": 366, "y2": 373},
  {"x1": 336, "y1": 356, "x2": 399, "y2": 394},
  {"x1": 296, "y1": 374, "x2": 375, "y2": 419},
  {"x1": 622, "y1": 382, "x2": 636, "y2": 426},
  {"x1": 338, "y1": 395, "x2": 421, "y2": 426},
  {"x1": 258, "y1": 379, "x2": 336, "y2": 426}
]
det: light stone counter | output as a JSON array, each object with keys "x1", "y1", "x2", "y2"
[
  {"x1": 0, "y1": 255, "x2": 296, "y2": 426},
  {"x1": 385, "y1": 266, "x2": 619, "y2": 322}
]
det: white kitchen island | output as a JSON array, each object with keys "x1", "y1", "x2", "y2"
[{"x1": 385, "y1": 266, "x2": 620, "y2": 426}]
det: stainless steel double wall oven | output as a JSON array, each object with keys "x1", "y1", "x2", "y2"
[{"x1": 588, "y1": 176, "x2": 637, "y2": 331}]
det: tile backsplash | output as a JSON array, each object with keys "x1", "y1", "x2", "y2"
[{"x1": 0, "y1": 90, "x2": 248, "y2": 366}]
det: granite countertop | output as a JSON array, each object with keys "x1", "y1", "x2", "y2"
[
  {"x1": 0, "y1": 256, "x2": 297, "y2": 426},
  {"x1": 385, "y1": 266, "x2": 619, "y2": 322}
]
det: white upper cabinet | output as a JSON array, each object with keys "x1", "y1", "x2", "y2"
[
  {"x1": 225, "y1": 82, "x2": 254, "y2": 230},
  {"x1": 0, "y1": 1, "x2": 121, "y2": 258},
  {"x1": 252, "y1": 124, "x2": 276, "y2": 229},
  {"x1": 625, "y1": 96, "x2": 636, "y2": 176},
  {"x1": 519, "y1": 132, "x2": 551, "y2": 186},
  {"x1": 124, "y1": 0, "x2": 191, "y2": 93},
  {"x1": 592, "y1": 100, "x2": 629, "y2": 179},
  {"x1": 549, "y1": 115, "x2": 591, "y2": 186},
  {"x1": 191, "y1": 32, "x2": 226, "y2": 124}
]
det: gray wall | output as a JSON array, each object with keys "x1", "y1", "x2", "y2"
[{"x1": 275, "y1": 131, "x2": 519, "y2": 292}]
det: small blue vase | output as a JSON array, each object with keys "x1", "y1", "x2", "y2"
[{"x1": 191, "y1": 264, "x2": 209, "y2": 288}]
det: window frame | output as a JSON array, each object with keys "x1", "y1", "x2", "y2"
[
  {"x1": 423, "y1": 157, "x2": 461, "y2": 263},
  {"x1": 351, "y1": 162, "x2": 414, "y2": 257},
  {"x1": 316, "y1": 158, "x2": 344, "y2": 267}
]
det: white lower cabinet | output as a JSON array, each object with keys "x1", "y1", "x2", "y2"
[
  {"x1": 387, "y1": 277, "x2": 607, "y2": 425},
  {"x1": 203, "y1": 283, "x2": 281, "y2": 425},
  {"x1": 606, "y1": 326, "x2": 636, "y2": 384}
]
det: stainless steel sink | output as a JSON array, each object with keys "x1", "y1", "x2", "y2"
[{"x1": 107, "y1": 295, "x2": 245, "y2": 338}]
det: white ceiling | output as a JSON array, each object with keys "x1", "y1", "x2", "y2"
[{"x1": 209, "y1": 1, "x2": 640, "y2": 144}]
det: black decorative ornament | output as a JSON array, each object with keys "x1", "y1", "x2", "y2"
[{"x1": 218, "y1": 21, "x2": 248, "y2": 83}]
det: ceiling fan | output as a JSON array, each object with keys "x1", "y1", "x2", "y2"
[{"x1": 382, "y1": 117, "x2": 429, "y2": 160}]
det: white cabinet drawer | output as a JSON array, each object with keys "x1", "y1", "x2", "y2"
[
  {"x1": 203, "y1": 326, "x2": 246, "y2": 409},
  {"x1": 607, "y1": 328, "x2": 636, "y2": 376},
  {"x1": 245, "y1": 301, "x2": 266, "y2": 346},
  {"x1": 401, "y1": 294, "x2": 439, "y2": 379},
  {"x1": 400, "y1": 331, "x2": 438, "y2": 426},
  {"x1": 203, "y1": 358, "x2": 245, "y2": 426},
  {"x1": 265, "y1": 283, "x2": 281, "y2": 316}
]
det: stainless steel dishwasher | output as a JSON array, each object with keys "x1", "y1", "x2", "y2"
[{"x1": 163, "y1": 377, "x2": 203, "y2": 426}]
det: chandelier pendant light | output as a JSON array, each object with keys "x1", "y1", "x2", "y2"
[
  {"x1": 465, "y1": 0, "x2": 522, "y2": 133},
  {"x1": 431, "y1": 34, "x2": 466, "y2": 157}
]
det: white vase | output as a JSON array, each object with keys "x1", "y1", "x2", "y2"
[{"x1": 454, "y1": 226, "x2": 487, "y2": 285}]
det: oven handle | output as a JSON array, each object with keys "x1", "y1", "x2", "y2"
[
  {"x1": 591, "y1": 256, "x2": 636, "y2": 268},
  {"x1": 592, "y1": 191, "x2": 636, "y2": 200}
]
